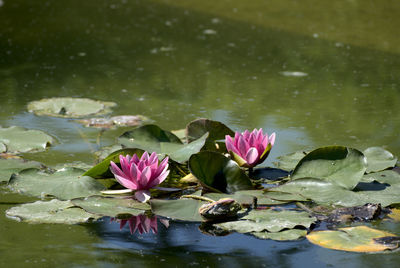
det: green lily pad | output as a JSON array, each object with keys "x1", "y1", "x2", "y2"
[
  {"x1": 271, "y1": 177, "x2": 400, "y2": 207},
  {"x1": 83, "y1": 148, "x2": 145, "y2": 179},
  {"x1": 269, "y1": 178, "x2": 362, "y2": 207},
  {"x1": 252, "y1": 229, "x2": 307, "y2": 241},
  {"x1": 307, "y1": 226, "x2": 400, "y2": 252},
  {"x1": 360, "y1": 170, "x2": 400, "y2": 185},
  {"x1": 189, "y1": 151, "x2": 253, "y2": 193},
  {"x1": 0, "y1": 158, "x2": 43, "y2": 182},
  {"x1": 216, "y1": 209, "x2": 316, "y2": 233},
  {"x1": 27, "y1": 97, "x2": 116, "y2": 118},
  {"x1": 119, "y1": 124, "x2": 208, "y2": 163},
  {"x1": 0, "y1": 126, "x2": 55, "y2": 153},
  {"x1": 186, "y1": 118, "x2": 234, "y2": 151},
  {"x1": 204, "y1": 190, "x2": 288, "y2": 206},
  {"x1": 9, "y1": 167, "x2": 106, "y2": 200},
  {"x1": 291, "y1": 146, "x2": 367, "y2": 190},
  {"x1": 72, "y1": 196, "x2": 149, "y2": 217},
  {"x1": 364, "y1": 147, "x2": 398, "y2": 173},
  {"x1": 150, "y1": 198, "x2": 207, "y2": 222},
  {"x1": 6, "y1": 199, "x2": 100, "y2": 224},
  {"x1": 273, "y1": 151, "x2": 308, "y2": 171}
]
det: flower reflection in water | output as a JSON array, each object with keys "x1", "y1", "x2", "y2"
[{"x1": 112, "y1": 214, "x2": 169, "y2": 235}]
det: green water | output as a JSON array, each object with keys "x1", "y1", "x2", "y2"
[{"x1": 1, "y1": 0, "x2": 400, "y2": 266}]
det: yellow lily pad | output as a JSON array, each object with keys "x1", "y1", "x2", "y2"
[{"x1": 306, "y1": 226, "x2": 400, "y2": 252}]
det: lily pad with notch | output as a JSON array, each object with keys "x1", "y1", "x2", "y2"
[
  {"x1": 0, "y1": 158, "x2": 44, "y2": 183},
  {"x1": 291, "y1": 146, "x2": 367, "y2": 190}
]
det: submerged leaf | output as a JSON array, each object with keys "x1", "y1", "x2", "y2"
[
  {"x1": 0, "y1": 126, "x2": 55, "y2": 153},
  {"x1": 76, "y1": 115, "x2": 149, "y2": 129},
  {"x1": 72, "y1": 196, "x2": 149, "y2": 217},
  {"x1": 363, "y1": 147, "x2": 398, "y2": 173},
  {"x1": 189, "y1": 151, "x2": 253, "y2": 193},
  {"x1": 9, "y1": 167, "x2": 106, "y2": 200},
  {"x1": 307, "y1": 226, "x2": 400, "y2": 252},
  {"x1": 27, "y1": 97, "x2": 116, "y2": 118},
  {"x1": 291, "y1": 146, "x2": 367, "y2": 190},
  {"x1": 6, "y1": 199, "x2": 99, "y2": 224}
]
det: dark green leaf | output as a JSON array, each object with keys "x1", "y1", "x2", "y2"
[
  {"x1": 150, "y1": 198, "x2": 206, "y2": 222},
  {"x1": 189, "y1": 151, "x2": 253, "y2": 193}
]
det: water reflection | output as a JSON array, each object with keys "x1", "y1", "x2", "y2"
[{"x1": 112, "y1": 215, "x2": 169, "y2": 235}]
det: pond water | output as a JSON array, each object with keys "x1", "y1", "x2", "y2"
[{"x1": 1, "y1": 0, "x2": 400, "y2": 266}]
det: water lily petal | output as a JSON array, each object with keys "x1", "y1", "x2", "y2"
[
  {"x1": 269, "y1": 132, "x2": 276, "y2": 146},
  {"x1": 139, "y1": 166, "x2": 151, "y2": 188},
  {"x1": 243, "y1": 130, "x2": 250, "y2": 140},
  {"x1": 148, "y1": 169, "x2": 170, "y2": 189},
  {"x1": 119, "y1": 155, "x2": 131, "y2": 175},
  {"x1": 238, "y1": 136, "x2": 249, "y2": 157},
  {"x1": 152, "y1": 157, "x2": 169, "y2": 178},
  {"x1": 245, "y1": 147, "x2": 259, "y2": 166},
  {"x1": 135, "y1": 190, "x2": 151, "y2": 202},
  {"x1": 129, "y1": 162, "x2": 138, "y2": 185},
  {"x1": 131, "y1": 154, "x2": 140, "y2": 164},
  {"x1": 141, "y1": 151, "x2": 149, "y2": 162},
  {"x1": 114, "y1": 174, "x2": 138, "y2": 190}
]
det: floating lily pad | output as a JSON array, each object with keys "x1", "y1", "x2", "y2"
[
  {"x1": 204, "y1": 190, "x2": 288, "y2": 206},
  {"x1": 0, "y1": 158, "x2": 43, "y2": 182},
  {"x1": 215, "y1": 209, "x2": 316, "y2": 233},
  {"x1": 273, "y1": 151, "x2": 308, "y2": 172},
  {"x1": 150, "y1": 198, "x2": 207, "y2": 222},
  {"x1": 72, "y1": 196, "x2": 150, "y2": 217},
  {"x1": 76, "y1": 115, "x2": 149, "y2": 129},
  {"x1": 252, "y1": 229, "x2": 307, "y2": 241},
  {"x1": 9, "y1": 167, "x2": 106, "y2": 200},
  {"x1": 119, "y1": 124, "x2": 208, "y2": 163},
  {"x1": 6, "y1": 199, "x2": 99, "y2": 224},
  {"x1": 306, "y1": 226, "x2": 400, "y2": 252},
  {"x1": 83, "y1": 148, "x2": 145, "y2": 179},
  {"x1": 186, "y1": 118, "x2": 234, "y2": 151},
  {"x1": 189, "y1": 151, "x2": 253, "y2": 193},
  {"x1": 363, "y1": 147, "x2": 398, "y2": 173},
  {"x1": 269, "y1": 178, "x2": 361, "y2": 207},
  {"x1": 360, "y1": 170, "x2": 400, "y2": 185},
  {"x1": 291, "y1": 146, "x2": 367, "y2": 190},
  {"x1": 0, "y1": 126, "x2": 55, "y2": 153},
  {"x1": 27, "y1": 97, "x2": 116, "y2": 118},
  {"x1": 0, "y1": 142, "x2": 7, "y2": 153}
]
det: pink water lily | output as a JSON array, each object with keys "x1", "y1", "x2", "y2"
[
  {"x1": 113, "y1": 215, "x2": 169, "y2": 235},
  {"x1": 225, "y1": 128, "x2": 276, "y2": 168},
  {"x1": 110, "y1": 152, "x2": 169, "y2": 202}
]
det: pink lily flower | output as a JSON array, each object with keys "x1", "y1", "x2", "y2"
[
  {"x1": 110, "y1": 152, "x2": 169, "y2": 202},
  {"x1": 225, "y1": 128, "x2": 276, "y2": 168}
]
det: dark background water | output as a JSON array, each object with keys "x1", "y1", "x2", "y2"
[{"x1": 1, "y1": 0, "x2": 400, "y2": 266}]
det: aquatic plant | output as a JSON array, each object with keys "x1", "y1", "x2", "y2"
[
  {"x1": 225, "y1": 128, "x2": 275, "y2": 168},
  {"x1": 110, "y1": 152, "x2": 169, "y2": 202}
]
